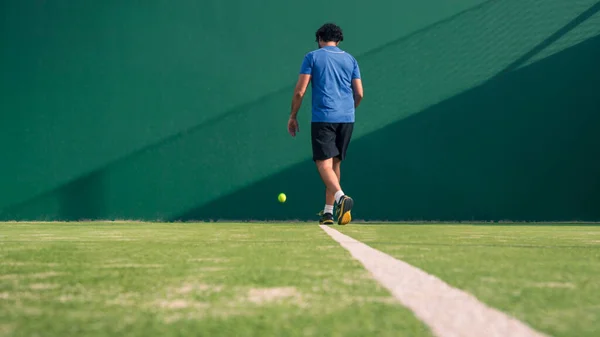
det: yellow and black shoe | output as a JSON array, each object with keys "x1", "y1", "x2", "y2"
[
  {"x1": 317, "y1": 211, "x2": 334, "y2": 225},
  {"x1": 336, "y1": 195, "x2": 354, "y2": 225}
]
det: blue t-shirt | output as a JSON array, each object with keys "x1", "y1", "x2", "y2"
[{"x1": 299, "y1": 46, "x2": 361, "y2": 123}]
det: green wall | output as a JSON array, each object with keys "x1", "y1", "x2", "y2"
[{"x1": 2, "y1": 0, "x2": 599, "y2": 221}]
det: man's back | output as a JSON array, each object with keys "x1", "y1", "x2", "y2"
[{"x1": 300, "y1": 46, "x2": 361, "y2": 123}]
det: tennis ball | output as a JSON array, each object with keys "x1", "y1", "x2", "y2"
[{"x1": 278, "y1": 193, "x2": 287, "y2": 203}]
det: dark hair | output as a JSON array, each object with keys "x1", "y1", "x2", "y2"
[{"x1": 315, "y1": 23, "x2": 344, "y2": 43}]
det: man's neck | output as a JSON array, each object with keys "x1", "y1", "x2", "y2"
[{"x1": 321, "y1": 42, "x2": 338, "y2": 48}]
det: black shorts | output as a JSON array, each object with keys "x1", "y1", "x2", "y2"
[{"x1": 311, "y1": 122, "x2": 354, "y2": 161}]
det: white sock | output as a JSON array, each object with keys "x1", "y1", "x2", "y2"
[
  {"x1": 334, "y1": 190, "x2": 345, "y2": 204},
  {"x1": 324, "y1": 205, "x2": 334, "y2": 214}
]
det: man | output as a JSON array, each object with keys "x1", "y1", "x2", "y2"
[{"x1": 287, "y1": 23, "x2": 364, "y2": 225}]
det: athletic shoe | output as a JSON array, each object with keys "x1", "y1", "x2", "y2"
[
  {"x1": 317, "y1": 211, "x2": 334, "y2": 225},
  {"x1": 336, "y1": 195, "x2": 354, "y2": 225}
]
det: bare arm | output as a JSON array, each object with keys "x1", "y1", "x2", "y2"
[
  {"x1": 288, "y1": 74, "x2": 311, "y2": 137},
  {"x1": 352, "y1": 78, "x2": 364, "y2": 108},
  {"x1": 290, "y1": 74, "x2": 311, "y2": 119}
]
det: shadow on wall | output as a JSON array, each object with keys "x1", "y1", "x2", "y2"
[
  {"x1": 59, "y1": 171, "x2": 107, "y2": 220},
  {"x1": 2, "y1": 170, "x2": 107, "y2": 221},
  {"x1": 3, "y1": 1, "x2": 600, "y2": 222},
  {"x1": 176, "y1": 34, "x2": 600, "y2": 222}
]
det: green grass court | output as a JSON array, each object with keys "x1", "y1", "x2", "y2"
[{"x1": 1, "y1": 222, "x2": 598, "y2": 337}]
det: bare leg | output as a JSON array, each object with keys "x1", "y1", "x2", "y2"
[
  {"x1": 333, "y1": 157, "x2": 341, "y2": 180},
  {"x1": 318, "y1": 156, "x2": 352, "y2": 225},
  {"x1": 325, "y1": 157, "x2": 342, "y2": 206},
  {"x1": 316, "y1": 158, "x2": 342, "y2": 206}
]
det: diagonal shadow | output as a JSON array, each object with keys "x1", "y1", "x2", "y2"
[
  {"x1": 0, "y1": 0, "x2": 499, "y2": 214},
  {"x1": 4, "y1": 0, "x2": 600, "y2": 221},
  {"x1": 496, "y1": 0, "x2": 600, "y2": 76},
  {"x1": 358, "y1": 0, "x2": 498, "y2": 59},
  {"x1": 174, "y1": 33, "x2": 600, "y2": 222}
]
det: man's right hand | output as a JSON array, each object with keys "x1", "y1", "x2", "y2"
[
  {"x1": 352, "y1": 78, "x2": 364, "y2": 108},
  {"x1": 288, "y1": 118, "x2": 299, "y2": 137}
]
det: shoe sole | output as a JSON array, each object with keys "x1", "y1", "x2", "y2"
[
  {"x1": 338, "y1": 197, "x2": 354, "y2": 225},
  {"x1": 339, "y1": 211, "x2": 351, "y2": 225},
  {"x1": 319, "y1": 220, "x2": 334, "y2": 225}
]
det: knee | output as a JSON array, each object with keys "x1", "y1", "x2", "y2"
[{"x1": 315, "y1": 159, "x2": 333, "y2": 170}]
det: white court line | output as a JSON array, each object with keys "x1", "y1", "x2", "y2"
[{"x1": 319, "y1": 225, "x2": 548, "y2": 337}]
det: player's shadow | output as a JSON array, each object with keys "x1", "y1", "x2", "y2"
[{"x1": 174, "y1": 33, "x2": 600, "y2": 223}]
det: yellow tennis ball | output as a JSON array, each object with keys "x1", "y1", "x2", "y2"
[{"x1": 278, "y1": 193, "x2": 287, "y2": 203}]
